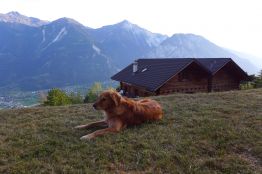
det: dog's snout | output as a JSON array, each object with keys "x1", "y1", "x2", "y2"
[{"x1": 93, "y1": 103, "x2": 97, "y2": 109}]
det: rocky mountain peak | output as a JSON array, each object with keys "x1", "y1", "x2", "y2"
[
  {"x1": 0, "y1": 11, "x2": 49, "y2": 27},
  {"x1": 6, "y1": 11, "x2": 21, "y2": 16}
]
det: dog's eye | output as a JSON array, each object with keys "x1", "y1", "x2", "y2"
[{"x1": 101, "y1": 98, "x2": 106, "y2": 101}]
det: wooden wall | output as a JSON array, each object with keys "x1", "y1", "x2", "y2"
[
  {"x1": 119, "y1": 62, "x2": 243, "y2": 97},
  {"x1": 210, "y1": 64, "x2": 240, "y2": 92},
  {"x1": 121, "y1": 82, "x2": 154, "y2": 97},
  {"x1": 158, "y1": 62, "x2": 209, "y2": 95}
]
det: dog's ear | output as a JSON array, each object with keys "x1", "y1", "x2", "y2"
[{"x1": 110, "y1": 91, "x2": 121, "y2": 107}]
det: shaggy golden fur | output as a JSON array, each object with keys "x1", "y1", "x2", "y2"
[{"x1": 75, "y1": 90, "x2": 163, "y2": 140}]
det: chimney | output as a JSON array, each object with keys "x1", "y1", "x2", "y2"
[{"x1": 133, "y1": 60, "x2": 138, "y2": 73}]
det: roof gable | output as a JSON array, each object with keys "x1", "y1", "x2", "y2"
[
  {"x1": 196, "y1": 58, "x2": 248, "y2": 79},
  {"x1": 196, "y1": 58, "x2": 232, "y2": 74}
]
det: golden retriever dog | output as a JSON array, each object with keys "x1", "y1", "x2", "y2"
[{"x1": 75, "y1": 90, "x2": 163, "y2": 140}]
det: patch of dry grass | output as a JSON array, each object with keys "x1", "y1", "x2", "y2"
[{"x1": 0, "y1": 89, "x2": 261, "y2": 173}]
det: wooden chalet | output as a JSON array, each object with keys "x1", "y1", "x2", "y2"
[{"x1": 111, "y1": 58, "x2": 249, "y2": 97}]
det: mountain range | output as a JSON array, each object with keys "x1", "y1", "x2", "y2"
[{"x1": 0, "y1": 11, "x2": 259, "y2": 91}]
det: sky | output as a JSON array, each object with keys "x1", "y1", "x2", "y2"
[{"x1": 0, "y1": 0, "x2": 262, "y2": 66}]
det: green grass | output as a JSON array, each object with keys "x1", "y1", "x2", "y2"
[{"x1": 0, "y1": 89, "x2": 261, "y2": 173}]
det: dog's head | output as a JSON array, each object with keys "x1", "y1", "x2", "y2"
[{"x1": 93, "y1": 90, "x2": 121, "y2": 110}]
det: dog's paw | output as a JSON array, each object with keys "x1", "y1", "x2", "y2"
[
  {"x1": 80, "y1": 134, "x2": 95, "y2": 141},
  {"x1": 74, "y1": 125, "x2": 86, "y2": 129}
]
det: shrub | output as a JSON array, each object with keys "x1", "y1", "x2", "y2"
[
  {"x1": 44, "y1": 88, "x2": 71, "y2": 106},
  {"x1": 241, "y1": 70, "x2": 262, "y2": 89},
  {"x1": 69, "y1": 92, "x2": 83, "y2": 104},
  {"x1": 84, "y1": 82, "x2": 103, "y2": 103},
  {"x1": 240, "y1": 82, "x2": 255, "y2": 90},
  {"x1": 254, "y1": 69, "x2": 262, "y2": 88},
  {"x1": 254, "y1": 78, "x2": 262, "y2": 88}
]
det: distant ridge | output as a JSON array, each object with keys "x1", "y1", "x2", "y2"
[
  {"x1": 0, "y1": 11, "x2": 258, "y2": 91},
  {"x1": 148, "y1": 34, "x2": 257, "y2": 73}
]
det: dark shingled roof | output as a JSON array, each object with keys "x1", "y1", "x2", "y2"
[
  {"x1": 111, "y1": 58, "x2": 247, "y2": 92},
  {"x1": 111, "y1": 58, "x2": 195, "y2": 92}
]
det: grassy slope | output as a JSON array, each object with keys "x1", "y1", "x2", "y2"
[{"x1": 0, "y1": 89, "x2": 261, "y2": 174}]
